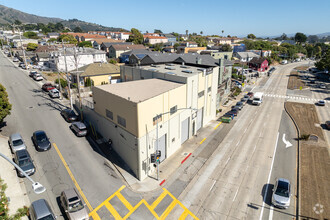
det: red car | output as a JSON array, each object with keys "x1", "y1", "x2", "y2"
[{"x1": 42, "y1": 83, "x2": 56, "y2": 92}]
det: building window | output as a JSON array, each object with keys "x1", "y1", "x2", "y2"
[
  {"x1": 117, "y1": 115, "x2": 126, "y2": 127},
  {"x1": 170, "y1": 105, "x2": 177, "y2": 115},
  {"x1": 106, "y1": 109, "x2": 113, "y2": 120},
  {"x1": 153, "y1": 115, "x2": 162, "y2": 126},
  {"x1": 208, "y1": 87, "x2": 211, "y2": 93},
  {"x1": 198, "y1": 91, "x2": 204, "y2": 98}
]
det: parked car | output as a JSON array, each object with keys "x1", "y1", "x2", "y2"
[
  {"x1": 29, "y1": 71, "x2": 38, "y2": 78},
  {"x1": 42, "y1": 83, "x2": 56, "y2": 92},
  {"x1": 13, "y1": 57, "x2": 19, "y2": 62},
  {"x1": 32, "y1": 130, "x2": 51, "y2": 151},
  {"x1": 317, "y1": 100, "x2": 326, "y2": 106},
  {"x1": 49, "y1": 88, "x2": 60, "y2": 98},
  {"x1": 241, "y1": 95, "x2": 249, "y2": 102},
  {"x1": 70, "y1": 122, "x2": 87, "y2": 137},
  {"x1": 319, "y1": 84, "x2": 326, "y2": 89},
  {"x1": 227, "y1": 109, "x2": 238, "y2": 116},
  {"x1": 247, "y1": 92, "x2": 254, "y2": 99},
  {"x1": 326, "y1": 121, "x2": 330, "y2": 130},
  {"x1": 272, "y1": 178, "x2": 291, "y2": 209},
  {"x1": 18, "y1": 62, "x2": 24, "y2": 67},
  {"x1": 13, "y1": 149, "x2": 35, "y2": 177},
  {"x1": 61, "y1": 109, "x2": 78, "y2": 122},
  {"x1": 33, "y1": 73, "x2": 43, "y2": 81},
  {"x1": 223, "y1": 112, "x2": 235, "y2": 119},
  {"x1": 29, "y1": 199, "x2": 56, "y2": 220},
  {"x1": 60, "y1": 188, "x2": 89, "y2": 220},
  {"x1": 7, "y1": 53, "x2": 11, "y2": 57},
  {"x1": 9, "y1": 133, "x2": 27, "y2": 153},
  {"x1": 235, "y1": 101, "x2": 244, "y2": 110}
]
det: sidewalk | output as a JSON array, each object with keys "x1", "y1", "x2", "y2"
[
  {"x1": 0, "y1": 135, "x2": 29, "y2": 219},
  {"x1": 99, "y1": 76, "x2": 265, "y2": 194}
]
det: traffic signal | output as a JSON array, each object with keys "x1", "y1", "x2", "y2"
[
  {"x1": 156, "y1": 150, "x2": 161, "y2": 158},
  {"x1": 150, "y1": 153, "x2": 156, "y2": 163}
]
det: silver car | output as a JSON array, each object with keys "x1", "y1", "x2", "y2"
[
  {"x1": 272, "y1": 178, "x2": 291, "y2": 209},
  {"x1": 30, "y1": 199, "x2": 56, "y2": 220},
  {"x1": 13, "y1": 149, "x2": 35, "y2": 177},
  {"x1": 9, "y1": 133, "x2": 27, "y2": 153},
  {"x1": 70, "y1": 122, "x2": 87, "y2": 137},
  {"x1": 60, "y1": 188, "x2": 89, "y2": 220}
]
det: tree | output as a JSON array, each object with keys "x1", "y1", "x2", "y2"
[
  {"x1": 307, "y1": 35, "x2": 319, "y2": 44},
  {"x1": 84, "y1": 77, "x2": 94, "y2": 87},
  {"x1": 23, "y1": 31, "x2": 38, "y2": 39},
  {"x1": 154, "y1": 29, "x2": 163, "y2": 34},
  {"x1": 14, "y1": 20, "x2": 22, "y2": 25},
  {"x1": 127, "y1": 28, "x2": 144, "y2": 44},
  {"x1": 26, "y1": 43, "x2": 38, "y2": 51},
  {"x1": 315, "y1": 48, "x2": 330, "y2": 71},
  {"x1": 200, "y1": 31, "x2": 203, "y2": 35},
  {"x1": 280, "y1": 33, "x2": 288, "y2": 40},
  {"x1": 185, "y1": 30, "x2": 188, "y2": 36},
  {"x1": 174, "y1": 43, "x2": 180, "y2": 50},
  {"x1": 58, "y1": 34, "x2": 78, "y2": 44},
  {"x1": 55, "y1": 78, "x2": 68, "y2": 88},
  {"x1": 153, "y1": 43, "x2": 164, "y2": 51},
  {"x1": 294, "y1": 32, "x2": 307, "y2": 44},
  {"x1": 73, "y1": 26, "x2": 83, "y2": 33},
  {"x1": 78, "y1": 41, "x2": 93, "y2": 48},
  {"x1": 220, "y1": 44, "x2": 232, "y2": 52},
  {"x1": 0, "y1": 84, "x2": 12, "y2": 123},
  {"x1": 222, "y1": 30, "x2": 224, "y2": 34},
  {"x1": 247, "y1": 34, "x2": 256, "y2": 39}
]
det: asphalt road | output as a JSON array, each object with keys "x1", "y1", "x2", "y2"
[
  {"x1": 169, "y1": 62, "x2": 308, "y2": 219},
  {"x1": 0, "y1": 51, "x2": 142, "y2": 219}
]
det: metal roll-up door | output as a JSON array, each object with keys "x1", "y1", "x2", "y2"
[
  {"x1": 196, "y1": 108, "x2": 203, "y2": 131},
  {"x1": 181, "y1": 117, "x2": 190, "y2": 144}
]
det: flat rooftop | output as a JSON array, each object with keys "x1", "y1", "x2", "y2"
[
  {"x1": 140, "y1": 63, "x2": 206, "y2": 78},
  {"x1": 95, "y1": 78, "x2": 184, "y2": 103}
]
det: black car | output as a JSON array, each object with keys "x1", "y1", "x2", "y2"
[
  {"x1": 32, "y1": 130, "x2": 51, "y2": 151},
  {"x1": 228, "y1": 109, "x2": 238, "y2": 116},
  {"x1": 13, "y1": 149, "x2": 35, "y2": 177},
  {"x1": 60, "y1": 109, "x2": 78, "y2": 122}
]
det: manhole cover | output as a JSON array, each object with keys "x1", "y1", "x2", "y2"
[{"x1": 42, "y1": 162, "x2": 59, "y2": 172}]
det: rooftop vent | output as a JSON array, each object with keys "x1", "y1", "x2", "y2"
[
  {"x1": 182, "y1": 69, "x2": 193, "y2": 73},
  {"x1": 165, "y1": 67, "x2": 175, "y2": 70},
  {"x1": 165, "y1": 63, "x2": 175, "y2": 66},
  {"x1": 166, "y1": 72, "x2": 176, "y2": 75},
  {"x1": 151, "y1": 64, "x2": 159, "y2": 67},
  {"x1": 180, "y1": 65, "x2": 189, "y2": 68}
]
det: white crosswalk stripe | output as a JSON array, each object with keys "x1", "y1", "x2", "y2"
[{"x1": 263, "y1": 93, "x2": 330, "y2": 103}]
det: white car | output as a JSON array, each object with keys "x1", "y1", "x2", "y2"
[
  {"x1": 49, "y1": 89, "x2": 60, "y2": 98},
  {"x1": 13, "y1": 57, "x2": 19, "y2": 62},
  {"x1": 33, "y1": 73, "x2": 43, "y2": 81},
  {"x1": 319, "y1": 84, "x2": 326, "y2": 89},
  {"x1": 272, "y1": 178, "x2": 291, "y2": 209}
]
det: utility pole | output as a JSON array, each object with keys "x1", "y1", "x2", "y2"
[
  {"x1": 62, "y1": 40, "x2": 73, "y2": 109},
  {"x1": 55, "y1": 53, "x2": 62, "y2": 100},
  {"x1": 73, "y1": 47, "x2": 83, "y2": 120},
  {"x1": 17, "y1": 26, "x2": 28, "y2": 69}
]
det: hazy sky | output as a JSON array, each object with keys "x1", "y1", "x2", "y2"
[{"x1": 1, "y1": 0, "x2": 329, "y2": 37}]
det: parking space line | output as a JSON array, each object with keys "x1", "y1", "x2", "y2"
[
  {"x1": 53, "y1": 143, "x2": 93, "y2": 211},
  {"x1": 160, "y1": 200, "x2": 178, "y2": 219},
  {"x1": 104, "y1": 202, "x2": 122, "y2": 219},
  {"x1": 117, "y1": 193, "x2": 134, "y2": 210},
  {"x1": 200, "y1": 138, "x2": 206, "y2": 144},
  {"x1": 151, "y1": 191, "x2": 168, "y2": 209}
]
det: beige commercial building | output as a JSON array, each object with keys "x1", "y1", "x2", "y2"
[{"x1": 89, "y1": 63, "x2": 218, "y2": 180}]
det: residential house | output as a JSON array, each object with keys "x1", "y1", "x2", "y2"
[
  {"x1": 47, "y1": 32, "x2": 60, "y2": 39},
  {"x1": 10, "y1": 35, "x2": 38, "y2": 48},
  {"x1": 100, "y1": 42, "x2": 132, "y2": 55},
  {"x1": 144, "y1": 36, "x2": 168, "y2": 45},
  {"x1": 296, "y1": 53, "x2": 306, "y2": 59},
  {"x1": 248, "y1": 57, "x2": 268, "y2": 72},
  {"x1": 71, "y1": 63, "x2": 120, "y2": 87},
  {"x1": 107, "y1": 32, "x2": 131, "y2": 41},
  {"x1": 176, "y1": 46, "x2": 206, "y2": 54},
  {"x1": 160, "y1": 34, "x2": 177, "y2": 43},
  {"x1": 233, "y1": 44, "x2": 246, "y2": 53},
  {"x1": 60, "y1": 33, "x2": 107, "y2": 42},
  {"x1": 119, "y1": 49, "x2": 154, "y2": 63},
  {"x1": 49, "y1": 47, "x2": 107, "y2": 72},
  {"x1": 91, "y1": 38, "x2": 124, "y2": 50},
  {"x1": 234, "y1": 52, "x2": 259, "y2": 62},
  {"x1": 280, "y1": 40, "x2": 296, "y2": 45},
  {"x1": 108, "y1": 44, "x2": 146, "y2": 59},
  {"x1": 248, "y1": 50, "x2": 272, "y2": 57}
]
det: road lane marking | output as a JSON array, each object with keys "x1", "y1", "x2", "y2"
[
  {"x1": 233, "y1": 188, "x2": 239, "y2": 201},
  {"x1": 209, "y1": 180, "x2": 216, "y2": 192},
  {"x1": 259, "y1": 132, "x2": 279, "y2": 220},
  {"x1": 214, "y1": 122, "x2": 222, "y2": 130},
  {"x1": 282, "y1": 133, "x2": 292, "y2": 148},
  {"x1": 244, "y1": 127, "x2": 248, "y2": 134},
  {"x1": 269, "y1": 205, "x2": 274, "y2": 220},
  {"x1": 53, "y1": 143, "x2": 93, "y2": 211},
  {"x1": 200, "y1": 138, "x2": 206, "y2": 144},
  {"x1": 225, "y1": 157, "x2": 231, "y2": 165},
  {"x1": 235, "y1": 140, "x2": 240, "y2": 147}
]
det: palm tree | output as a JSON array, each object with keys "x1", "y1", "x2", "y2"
[
  {"x1": 222, "y1": 30, "x2": 224, "y2": 36},
  {"x1": 200, "y1": 31, "x2": 203, "y2": 35},
  {"x1": 186, "y1": 30, "x2": 188, "y2": 36}
]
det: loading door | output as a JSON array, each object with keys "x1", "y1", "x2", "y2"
[
  {"x1": 154, "y1": 134, "x2": 166, "y2": 162},
  {"x1": 196, "y1": 108, "x2": 203, "y2": 131},
  {"x1": 181, "y1": 117, "x2": 190, "y2": 144}
]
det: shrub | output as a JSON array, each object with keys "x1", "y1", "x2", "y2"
[
  {"x1": 55, "y1": 78, "x2": 68, "y2": 88},
  {"x1": 300, "y1": 134, "x2": 310, "y2": 140}
]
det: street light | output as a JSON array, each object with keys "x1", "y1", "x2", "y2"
[
  {"x1": 0, "y1": 152, "x2": 46, "y2": 194},
  {"x1": 154, "y1": 107, "x2": 197, "y2": 180}
]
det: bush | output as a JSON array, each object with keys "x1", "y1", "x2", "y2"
[
  {"x1": 55, "y1": 78, "x2": 68, "y2": 88},
  {"x1": 300, "y1": 134, "x2": 310, "y2": 140}
]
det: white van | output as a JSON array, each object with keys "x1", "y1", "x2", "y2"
[{"x1": 252, "y1": 92, "x2": 263, "y2": 105}]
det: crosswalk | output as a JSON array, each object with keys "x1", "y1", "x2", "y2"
[{"x1": 263, "y1": 93, "x2": 330, "y2": 103}]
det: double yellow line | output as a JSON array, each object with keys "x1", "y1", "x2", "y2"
[{"x1": 53, "y1": 143, "x2": 93, "y2": 211}]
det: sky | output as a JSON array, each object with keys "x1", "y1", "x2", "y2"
[{"x1": 0, "y1": 0, "x2": 329, "y2": 37}]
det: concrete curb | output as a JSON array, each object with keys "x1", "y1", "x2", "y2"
[{"x1": 283, "y1": 102, "x2": 301, "y2": 220}]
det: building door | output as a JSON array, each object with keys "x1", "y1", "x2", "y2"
[
  {"x1": 196, "y1": 108, "x2": 203, "y2": 131},
  {"x1": 154, "y1": 134, "x2": 166, "y2": 162},
  {"x1": 181, "y1": 117, "x2": 190, "y2": 144}
]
